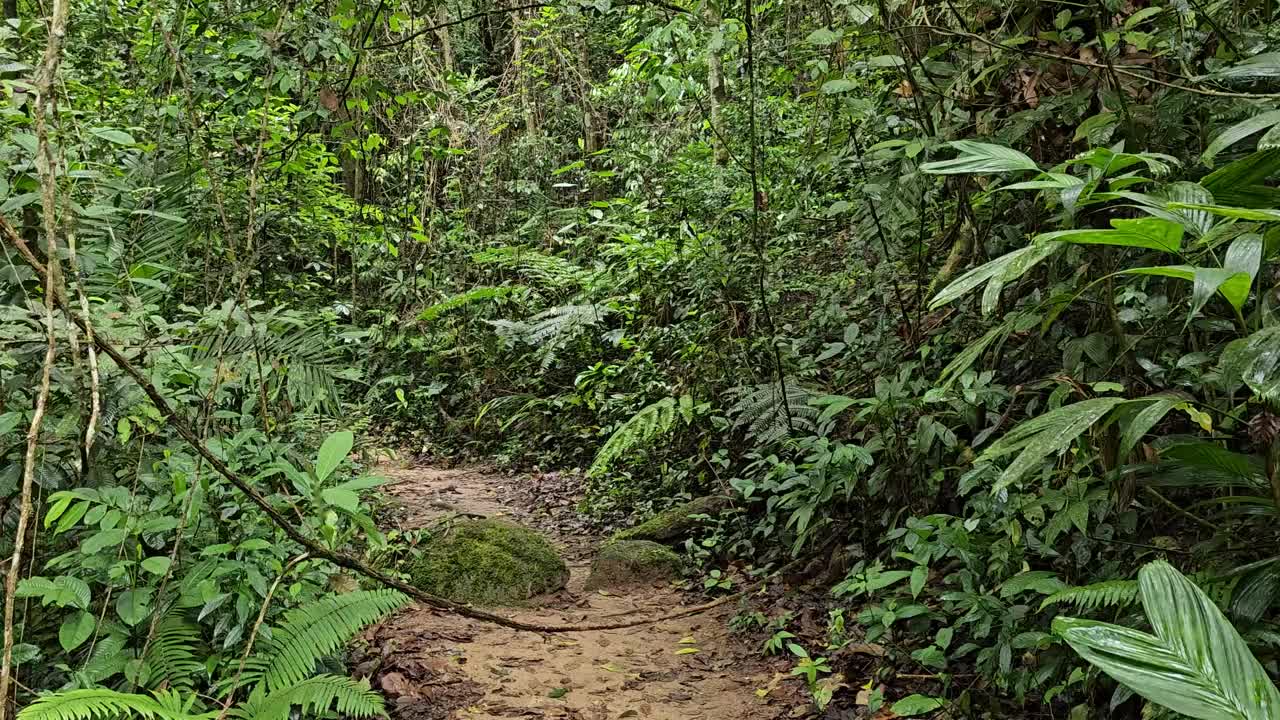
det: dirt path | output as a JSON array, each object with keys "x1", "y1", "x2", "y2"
[{"x1": 358, "y1": 463, "x2": 796, "y2": 720}]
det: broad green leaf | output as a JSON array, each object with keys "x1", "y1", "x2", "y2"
[
  {"x1": 820, "y1": 78, "x2": 858, "y2": 94},
  {"x1": 44, "y1": 493, "x2": 74, "y2": 529},
  {"x1": 1121, "y1": 265, "x2": 1252, "y2": 316},
  {"x1": 314, "y1": 430, "x2": 353, "y2": 483},
  {"x1": 1036, "y1": 217, "x2": 1183, "y2": 253},
  {"x1": 1201, "y1": 150, "x2": 1280, "y2": 208},
  {"x1": 891, "y1": 694, "x2": 946, "y2": 717},
  {"x1": 330, "y1": 475, "x2": 389, "y2": 493},
  {"x1": 140, "y1": 556, "x2": 172, "y2": 576},
  {"x1": 59, "y1": 610, "x2": 96, "y2": 651},
  {"x1": 116, "y1": 589, "x2": 152, "y2": 626},
  {"x1": 929, "y1": 242, "x2": 1061, "y2": 311},
  {"x1": 920, "y1": 140, "x2": 1039, "y2": 175},
  {"x1": 999, "y1": 571, "x2": 1066, "y2": 598},
  {"x1": 1223, "y1": 234, "x2": 1262, "y2": 283},
  {"x1": 997, "y1": 173, "x2": 1084, "y2": 192},
  {"x1": 805, "y1": 27, "x2": 841, "y2": 45},
  {"x1": 1206, "y1": 52, "x2": 1280, "y2": 82},
  {"x1": 1057, "y1": 560, "x2": 1280, "y2": 720},
  {"x1": 1168, "y1": 203, "x2": 1280, "y2": 223},
  {"x1": 15, "y1": 576, "x2": 91, "y2": 609},
  {"x1": 82, "y1": 528, "x2": 129, "y2": 555},
  {"x1": 55, "y1": 500, "x2": 90, "y2": 535},
  {"x1": 1191, "y1": 267, "x2": 1251, "y2": 315},
  {"x1": 909, "y1": 565, "x2": 926, "y2": 599},
  {"x1": 90, "y1": 127, "x2": 137, "y2": 145},
  {"x1": 321, "y1": 488, "x2": 360, "y2": 512},
  {"x1": 813, "y1": 395, "x2": 858, "y2": 424},
  {"x1": 1202, "y1": 111, "x2": 1280, "y2": 167},
  {"x1": 1117, "y1": 396, "x2": 1181, "y2": 459},
  {"x1": 1218, "y1": 326, "x2": 1280, "y2": 400},
  {"x1": 982, "y1": 397, "x2": 1127, "y2": 492}
]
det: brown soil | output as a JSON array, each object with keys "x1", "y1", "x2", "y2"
[{"x1": 358, "y1": 462, "x2": 800, "y2": 720}]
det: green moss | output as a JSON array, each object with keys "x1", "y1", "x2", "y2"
[
  {"x1": 611, "y1": 495, "x2": 731, "y2": 543},
  {"x1": 408, "y1": 519, "x2": 568, "y2": 605},
  {"x1": 585, "y1": 540, "x2": 685, "y2": 589}
]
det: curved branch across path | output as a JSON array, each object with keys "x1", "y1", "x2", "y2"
[{"x1": 1, "y1": 216, "x2": 736, "y2": 635}]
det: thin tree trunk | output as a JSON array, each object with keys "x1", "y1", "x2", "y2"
[
  {"x1": 0, "y1": 0, "x2": 67, "y2": 716},
  {"x1": 436, "y1": 3, "x2": 454, "y2": 72},
  {"x1": 576, "y1": 28, "x2": 600, "y2": 153},
  {"x1": 513, "y1": 10, "x2": 536, "y2": 133},
  {"x1": 704, "y1": 3, "x2": 727, "y2": 165}
]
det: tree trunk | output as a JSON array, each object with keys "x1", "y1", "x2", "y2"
[
  {"x1": 704, "y1": 3, "x2": 727, "y2": 165},
  {"x1": 2, "y1": 0, "x2": 15, "y2": 20},
  {"x1": 575, "y1": 27, "x2": 602, "y2": 154},
  {"x1": 436, "y1": 3, "x2": 454, "y2": 73},
  {"x1": 513, "y1": 10, "x2": 537, "y2": 133}
]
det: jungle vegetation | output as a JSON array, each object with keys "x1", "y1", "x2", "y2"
[{"x1": 3, "y1": 0, "x2": 1280, "y2": 717}]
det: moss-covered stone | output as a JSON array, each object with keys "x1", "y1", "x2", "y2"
[
  {"x1": 585, "y1": 540, "x2": 684, "y2": 589},
  {"x1": 409, "y1": 519, "x2": 568, "y2": 605},
  {"x1": 611, "y1": 495, "x2": 732, "y2": 543}
]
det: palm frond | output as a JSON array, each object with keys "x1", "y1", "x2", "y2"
[{"x1": 980, "y1": 397, "x2": 1128, "y2": 492}]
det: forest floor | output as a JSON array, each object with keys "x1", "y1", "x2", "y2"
[{"x1": 356, "y1": 461, "x2": 801, "y2": 720}]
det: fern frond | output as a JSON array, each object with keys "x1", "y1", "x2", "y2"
[
  {"x1": 472, "y1": 247, "x2": 591, "y2": 289},
  {"x1": 1040, "y1": 580, "x2": 1139, "y2": 612},
  {"x1": 588, "y1": 396, "x2": 692, "y2": 477},
  {"x1": 137, "y1": 614, "x2": 205, "y2": 690},
  {"x1": 728, "y1": 381, "x2": 817, "y2": 445},
  {"x1": 487, "y1": 304, "x2": 612, "y2": 368},
  {"x1": 17, "y1": 689, "x2": 212, "y2": 720},
  {"x1": 77, "y1": 634, "x2": 129, "y2": 685},
  {"x1": 417, "y1": 286, "x2": 522, "y2": 322},
  {"x1": 230, "y1": 675, "x2": 385, "y2": 720},
  {"x1": 240, "y1": 589, "x2": 407, "y2": 693}
]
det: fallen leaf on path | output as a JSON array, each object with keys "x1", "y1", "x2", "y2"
[
  {"x1": 755, "y1": 671, "x2": 786, "y2": 698},
  {"x1": 674, "y1": 647, "x2": 700, "y2": 655},
  {"x1": 547, "y1": 687, "x2": 569, "y2": 698},
  {"x1": 677, "y1": 636, "x2": 696, "y2": 644}
]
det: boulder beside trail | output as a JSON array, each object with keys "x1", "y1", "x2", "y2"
[
  {"x1": 585, "y1": 540, "x2": 684, "y2": 589},
  {"x1": 408, "y1": 518, "x2": 568, "y2": 605},
  {"x1": 611, "y1": 495, "x2": 732, "y2": 543}
]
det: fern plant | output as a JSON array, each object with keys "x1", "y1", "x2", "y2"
[
  {"x1": 236, "y1": 588, "x2": 407, "y2": 692},
  {"x1": 416, "y1": 285, "x2": 522, "y2": 322},
  {"x1": 1040, "y1": 580, "x2": 1140, "y2": 612},
  {"x1": 588, "y1": 395, "x2": 694, "y2": 477},
  {"x1": 728, "y1": 381, "x2": 817, "y2": 445},
  {"x1": 488, "y1": 304, "x2": 613, "y2": 368},
  {"x1": 20, "y1": 590, "x2": 407, "y2": 720},
  {"x1": 19, "y1": 689, "x2": 213, "y2": 720}
]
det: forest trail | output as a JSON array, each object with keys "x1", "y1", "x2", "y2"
[{"x1": 358, "y1": 463, "x2": 795, "y2": 720}]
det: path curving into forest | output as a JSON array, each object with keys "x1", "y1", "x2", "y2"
[{"x1": 356, "y1": 464, "x2": 795, "y2": 720}]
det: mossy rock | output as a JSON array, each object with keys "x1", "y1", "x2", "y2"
[
  {"x1": 612, "y1": 495, "x2": 732, "y2": 543},
  {"x1": 585, "y1": 540, "x2": 685, "y2": 589},
  {"x1": 408, "y1": 519, "x2": 568, "y2": 605}
]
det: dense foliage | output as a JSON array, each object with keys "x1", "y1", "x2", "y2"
[{"x1": 3, "y1": 0, "x2": 1280, "y2": 717}]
